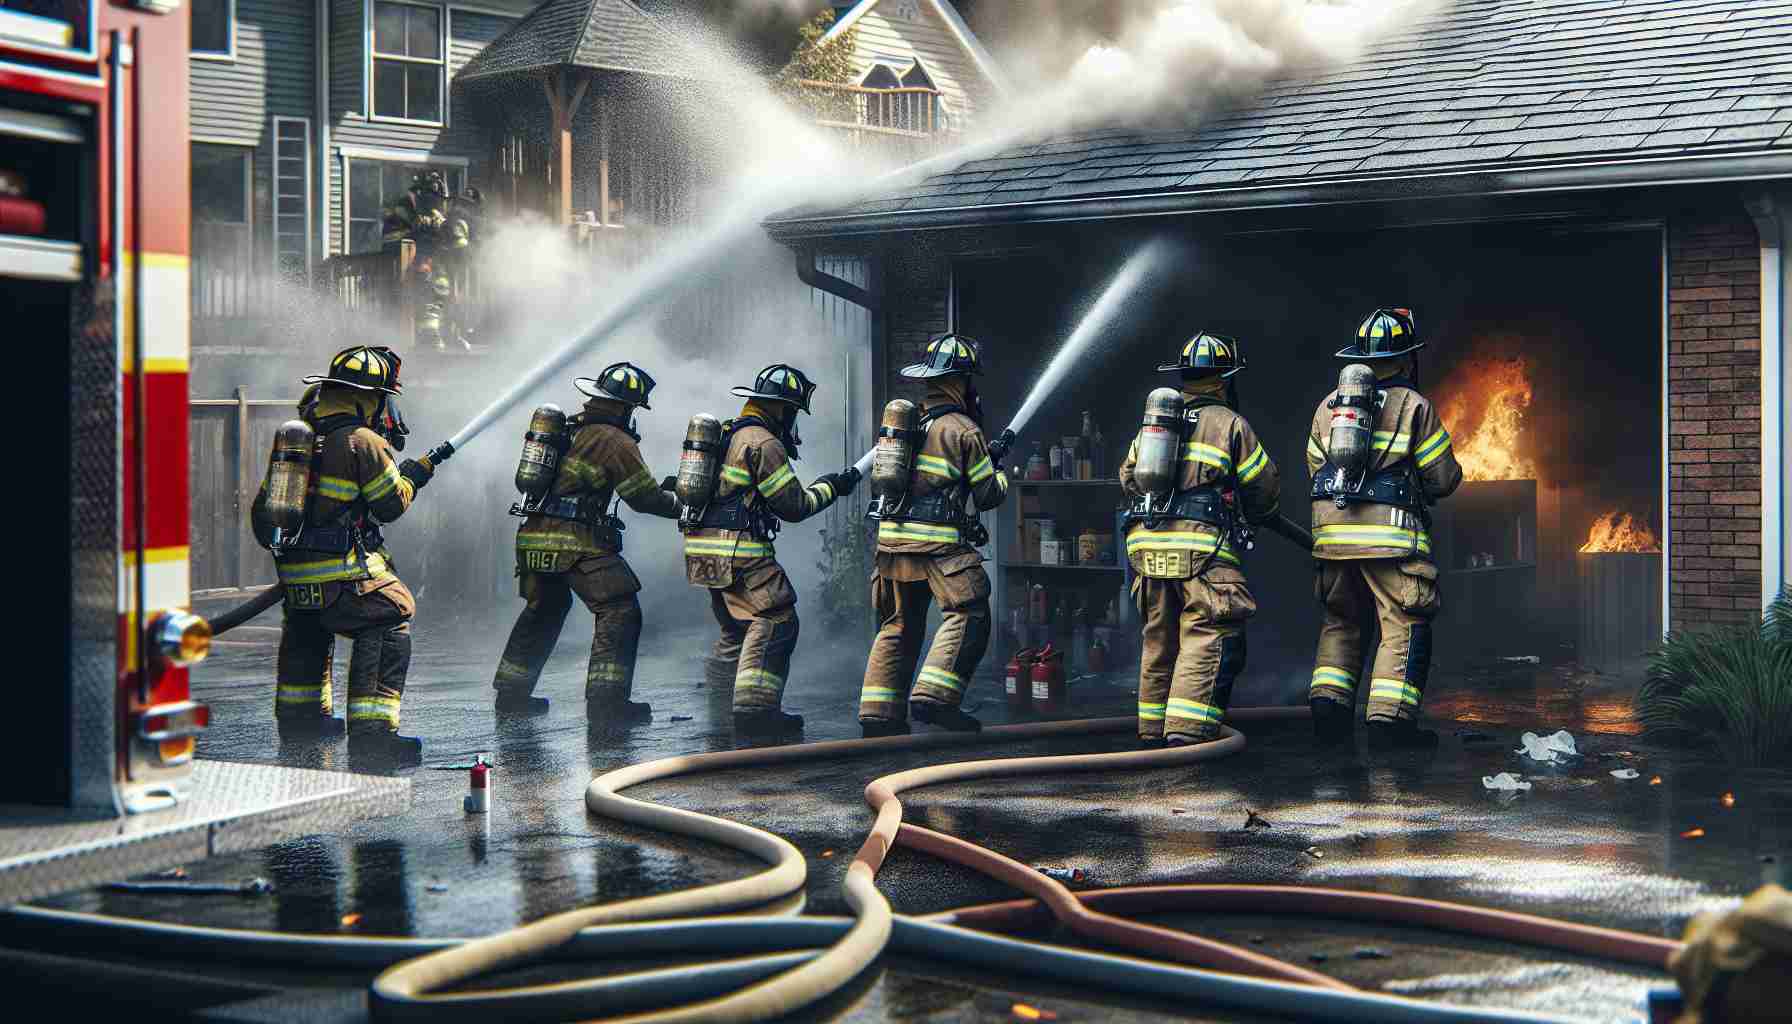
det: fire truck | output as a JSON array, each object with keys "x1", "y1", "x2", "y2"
[{"x1": 3, "y1": 1, "x2": 402, "y2": 905}]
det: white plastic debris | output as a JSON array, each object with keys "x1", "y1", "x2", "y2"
[
  {"x1": 1516, "y1": 729, "x2": 1579, "y2": 763},
  {"x1": 1610, "y1": 768, "x2": 1641, "y2": 780},
  {"x1": 1482, "y1": 773, "x2": 1533, "y2": 791}
]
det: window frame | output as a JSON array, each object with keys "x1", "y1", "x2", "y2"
[
  {"x1": 190, "y1": 0, "x2": 237, "y2": 62},
  {"x1": 0, "y1": 1, "x2": 99, "y2": 64},
  {"x1": 339, "y1": 150, "x2": 467, "y2": 256},
  {"x1": 366, "y1": 0, "x2": 448, "y2": 127},
  {"x1": 189, "y1": 141, "x2": 252, "y2": 228}
]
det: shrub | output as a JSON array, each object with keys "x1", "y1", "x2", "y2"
[{"x1": 1638, "y1": 588, "x2": 1792, "y2": 771}]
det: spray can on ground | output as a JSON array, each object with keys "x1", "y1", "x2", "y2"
[
  {"x1": 1004, "y1": 648, "x2": 1037, "y2": 712},
  {"x1": 1035, "y1": 865, "x2": 1086, "y2": 883},
  {"x1": 1030, "y1": 643, "x2": 1067, "y2": 714},
  {"x1": 464, "y1": 754, "x2": 491, "y2": 814}
]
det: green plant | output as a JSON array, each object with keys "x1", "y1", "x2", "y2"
[
  {"x1": 1638, "y1": 588, "x2": 1792, "y2": 770},
  {"x1": 772, "y1": 9, "x2": 860, "y2": 122},
  {"x1": 814, "y1": 513, "x2": 875, "y2": 636}
]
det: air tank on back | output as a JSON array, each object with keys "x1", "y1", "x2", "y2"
[
  {"x1": 676, "y1": 413, "x2": 724, "y2": 510},
  {"x1": 262, "y1": 419, "x2": 316, "y2": 545},
  {"x1": 1326, "y1": 363, "x2": 1378, "y2": 478},
  {"x1": 1132, "y1": 387, "x2": 1185, "y2": 497},
  {"x1": 515, "y1": 403, "x2": 567, "y2": 502},
  {"x1": 870, "y1": 399, "x2": 919, "y2": 506}
]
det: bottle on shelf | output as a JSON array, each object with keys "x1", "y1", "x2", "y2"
[
  {"x1": 1091, "y1": 416, "x2": 1107, "y2": 479},
  {"x1": 1026, "y1": 442, "x2": 1049, "y2": 481}
]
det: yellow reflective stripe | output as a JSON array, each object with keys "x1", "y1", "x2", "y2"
[
  {"x1": 1137, "y1": 701, "x2": 1167, "y2": 721},
  {"x1": 859, "y1": 686, "x2": 903, "y2": 702},
  {"x1": 615, "y1": 467, "x2": 655, "y2": 498},
  {"x1": 915, "y1": 454, "x2": 960, "y2": 480},
  {"x1": 315, "y1": 475, "x2": 358, "y2": 501},
  {"x1": 361, "y1": 463, "x2": 402, "y2": 502},
  {"x1": 1184, "y1": 441, "x2": 1232, "y2": 471},
  {"x1": 916, "y1": 665, "x2": 964, "y2": 693},
  {"x1": 683, "y1": 537, "x2": 774, "y2": 558},
  {"x1": 276, "y1": 551, "x2": 389, "y2": 584},
  {"x1": 758, "y1": 462, "x2": 796, "y2": 497},
  {"x1": 878, "y1": 520, "x2": 961, "y2": 544},
  {"x1": 720, "y1": 464, "x2": 752, "y2": 486},
  {"x1": 587, "y1": 662, "x2": 629, "y2": 683},
  {"x1": 1414, "y1": 428, "x2": 1452, "y2": 468},
  {"x1": 736, "y1": 668, "x2": 784, "y2": 692},
  {"x1": 348, "y1": 696, "x2": 401, "y2": 723},
  {"x1": 1372, "y1": 431, "x2": 1412, "y2": 456},
  {"x1": 561, "y1": 457, "x2": 607, "y2": 489},
  {"x1": 1311, "y1": 667, "x2": 1356, "y2": 689},
  {"x1": 1125, "y1": 529, "x2": 1237, "y2": 565},
  {"x1": 1306, "y1": 437, "x2": 1325, "y2": 462},
  {"x1": 1166, "y1": 697, "x2": 1222, "y2": 723},
  {"x1": 968, "y1": 455, "x2": 995, "y2": 483},
  {"x1": 1237, "y1": 444, "x2": 1269, "y2": 484},
  {"x1": 1368, "y1": 678, "x2": 1422, "y2": 706},
  {"x1": 495, "y1": 658, "x2": 534, "y2": 683},
  {"x1": 993, "y1": 471, "x2": 1008, "y2": 496},
  {"x1": 276, "y1": 683, "x2": 327, "y2": 704},
  {"x1": 1312, "y1": 525, "x2": 1432, "y2": 553},
  {"x1": 807, "y1": 481, "x2": 835, "y2": 506}
]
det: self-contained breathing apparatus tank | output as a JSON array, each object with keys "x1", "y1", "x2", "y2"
[
  {"x1": 508, "y1": 404, "x2": 569, "y2": 518},
  {"x1": 676, "y1": 413, "x2": 724, "y2": 530},
  {"x1": 1131, "y1": 387, "x2": 1186, "y2": 502},
  {"x1": 261, "y1": 420, "x2": 316, "y2": 548},
  {"x1": 1322, "y1": 363, "x2": 1381, "y2": 507},
  {"x1": 867, "y1": 399, "x2": 919, "y2": 518}
]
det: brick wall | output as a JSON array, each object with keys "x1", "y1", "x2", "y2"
[
  {"x1": 883, "y1": 241, "x2": 949, "y2": 406},
  {"x1": 1668, "y1": 212, "x2": 1764, "y2": 629}
]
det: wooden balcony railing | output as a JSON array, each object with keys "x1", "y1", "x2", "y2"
[{"x1": 796, "y1": 80, "x2": 944, "y2": 136}]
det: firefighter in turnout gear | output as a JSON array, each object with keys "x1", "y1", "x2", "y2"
[
  {"x1": 491, "y1": 363, "x2": 679, "y2": 722},
  {"x1": 1306, "y1": 308, "x2": 1463, "y2": 750},
  {"x1": 1119, "y1": 332, "x2": 1280, "y2": 748},
  {"x1": 683, "y1": 365, "x2": 854, "y2": 736},
  {"x1": 381, "y1": 170, "x2": 471, "y2": 352},
  {"x1": 252, "y1": 346, "x2": 435, "y2": 763},
  {"x1": 858, "y1": 334, "x2": 1010, "y2": 737}
]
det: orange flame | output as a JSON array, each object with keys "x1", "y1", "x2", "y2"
[
  {"x1": 1579, "y1": 511, "x2": 1661, "y2": 553},
  {"x1": 1436, "y1": 356, "x2": 1537, "y2": 481}
]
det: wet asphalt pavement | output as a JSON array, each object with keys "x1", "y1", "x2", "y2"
[{"x1": 25, "y1": 604, "x2": 1792, "y2": 1022}]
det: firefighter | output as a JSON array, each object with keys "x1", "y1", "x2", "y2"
[
  {"x1": 252, "y1": 346, "x2": 434, "y2": 762},
  {"x1": 381, "y1": 171, "x2": 470, "y2": 352},
  {"x1": 682, "y1": 364, "x2": 854, "y2": 736},
  {"x1": 491, "y1": 362, "x2": 679, "y2": 722},
  {"x1": 1306, "y1": 308, "x2": 1463, "y2": 750},
  {"x1": 1117, "y1": 332, "x2": 1280, "y2": 749},
  {"x1": 857, "y1": 334, "x2": 1011, "y2": 737}
]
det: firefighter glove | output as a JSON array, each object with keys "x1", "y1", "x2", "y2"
[
  {"x1": 818, "y1": 471, "x2": 855, "y2": 498},
  {"x1": 661, "y1": 475, "x2": 678, "y2": 493},
  {"x1": 988, "y1": 428, "x2": 1017, "y2": 465},
  {"x1": 398, "y1": 458, "x2": 434, "y2": 490}
]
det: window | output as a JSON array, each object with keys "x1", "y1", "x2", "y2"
[
  {"x1": 344, "y1": 158, "x2": 462, "y2": 254},
  {"x1": 190, "y1": 0, "x2": 233, "y2": 58},
  {"x1": 190, "y1": 144, "x2": 251, "y2": 318},
  {"x1": 371, "y1": 2, "x2": 443, "y2": 123},
  {"x1": 192, "y1": 144, "x2": 249, "y2": 227}
]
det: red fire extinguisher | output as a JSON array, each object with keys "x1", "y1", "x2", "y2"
[
  {"x1": 1005, "y1": 648, "x2": 1037, "y2": 712},
  {"x1": 1030, "y1": 644, "x2": 1067, "y2": 714}
]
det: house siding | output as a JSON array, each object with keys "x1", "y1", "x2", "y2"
[
  {"x1": 848, "y1": 3, "x2": 994, "y2": 130},
  {"x1": 1667, "y1": 210, "x2": 1765, "y2": 629}
]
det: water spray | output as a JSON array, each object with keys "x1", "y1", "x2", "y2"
[{"x1": 851, "y1": 239, "x2": 1171, "y2": 480}]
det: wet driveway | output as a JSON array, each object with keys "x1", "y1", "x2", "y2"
[{"x1": 21, "y1": 606, "x2": 1791, "y2": 1022}]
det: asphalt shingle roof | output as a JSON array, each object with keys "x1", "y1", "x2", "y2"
[
  {"x1": 456, "y1": 0, "x2": 701, "y2": 83},
  {"x1": 768, "y1": 0, "x2": 1792, "y2": 233}
]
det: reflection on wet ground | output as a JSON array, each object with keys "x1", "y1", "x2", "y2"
[{"x1": 28, "y1": 613, "x2": 1791, "y2": 1022}]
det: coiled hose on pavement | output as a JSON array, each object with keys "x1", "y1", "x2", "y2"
[{"x1": 0, "y1": 708, "x2": 1680, "y2": 1023}]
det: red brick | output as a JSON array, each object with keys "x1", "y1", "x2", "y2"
[
  {"x1": 1684, "y1": 434, "x2": 1734, "y2": 449},
  {"x1": 1711, "y1": 544, "x2": 1760, "y2": 558},
  {"x1": 1711, "y1": 490, "x2": 1761, "y2": 505},
  {"x1": 1708, "y1": 258, "x2": 1760, "y2": 274}
]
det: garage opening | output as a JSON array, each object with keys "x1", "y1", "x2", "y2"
[{"x1": 954, "y1": 220, "x2": 1663, "y2": 717}]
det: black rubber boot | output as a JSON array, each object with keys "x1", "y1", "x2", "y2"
[
  {"x1": 590, "y1": 699, "x2": 653, "y2": 725},
  {"x1": 347, "y1": 730, "x2": 423, "y2": 765},
  {"x1": 1366, "y1": 718, "x2": 1439, "y2": 751},
  {"x1": 734, "y1": 709, "x2": 804, "y2": 735},
  {"x1": 1311, "y1": 699, "x2": 1355, "y2": 748},
  {"x1": 1138, "y1": 736, "x2": 1167, "y2": 750},
  {"x1": 911, "y1": 700, "x2": 981, "y2": 733},
  {"x1": 861, "y1": 719, "x2": 912, "y2": 739},
  {"x1": 278, "y1": 715, "x2": 345, "y2": 739},
  {"x1": 494, "y1": 692, "x2": 550, "y2": 716}
]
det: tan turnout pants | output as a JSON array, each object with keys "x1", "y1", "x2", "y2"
[
  {"x1": 1133, "y1": 566, "x2": 1255, "y2": 742},
  {"x1": 276, "y1": 577, "x2": 414, "y2": 734},
  {"x1": 1309, "y1": 557, "x2": 1440, "y2": 724},
  {"x1": 858, "y1": 551, "x2": 991, "y2": 722},
  {"x1": 707, "y1": 560, "x2": 800, "y2": 713},
  {"x1": 494, "y1": 556, "x2": 643, "y2": 705}
]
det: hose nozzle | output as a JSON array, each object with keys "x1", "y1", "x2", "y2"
[
  {"x1": 420, "y1": 441, "x2": 456, "y2": 472},
  {"x1": 988, "y1": 428, "x2": 1017, "y2": 466}
]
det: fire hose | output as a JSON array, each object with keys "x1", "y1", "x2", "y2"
[{"x1": 0, "y1": 708, "x2": 1679, "y2": 1023}]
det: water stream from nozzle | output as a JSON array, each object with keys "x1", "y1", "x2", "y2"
[{"x1": 852, "y1": 239, "x2": 1169, "y2": 475}]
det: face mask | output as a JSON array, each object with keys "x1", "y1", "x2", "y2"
[
  {"x1": 377, "y1": 397, "x2": 409, "y2": 451},
  {"x1": 784, "y1": 408, "x2": 803, "y2": 453}
]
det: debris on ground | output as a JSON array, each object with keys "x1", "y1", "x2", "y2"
[
  {"x1": 1034, "y1": 866, "x2": 1086, "y2": 883},
  {"x1": 1500, "y1": 655, "x2": 1542, "y2": 664},
  {"x1": 1650, "y1": 776, "x2": 1664, "y2": 785},
  {"x1": 1680, "y1": 828, "x2": 1706, "y2": 839},
  {"x1": 1610, "y1": 769, "x2": 1641, "y2": 780},
  {"x1": 429, "y1": 763, "x2": 481, "y2": 771},
  {"x1": 1722, "y1": 792, "x2": 1737, "y2": 808},
  {"x1": 1455, "y1": 729, "x2": 1495, "y2": 743},
  {"x1": 1516, "y1": 729, "x2": 1579, "y2": 763},
  {"x1": 340, "y1": 913, "x2": 362, "y2": 927},
  {"x1": 426, "y1": 883, "x2": 449, "y2": 893},
  {"x1": 670, "y1": 715, "x2": 693, "y2": 722},
  {"x1": 1303, "y1": 846, "x2": 1325, "y2": 859},
  {"x1": 1482, "y1": 773, "x2": 1533, "y2": 792},
  {"x1": 1354, "y1": 947, "x2": 1391, "y2": 960},
  {"x1": 1010, "y1": 1004, "x2": 1057, "y2": 1021},
  {"x1": 1243, "y1": 809, "x2": 1273, "y2": 831},
  {"x1": 154, "y1": 867, "x2": 189, "y2": 880},
  {"x1": 104, "y1": 877, "x2": 271, "y2": 896},
  {"x1": 820, "y1": 849, "x2": 835, "y2": 859},
  {"x1": 1170, "y1": 808, "x2": 1187, "y2": 815}
]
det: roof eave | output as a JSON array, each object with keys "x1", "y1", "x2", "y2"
[{"x1": 764, "y1": 148, "x2": 1792, "y2": 241}]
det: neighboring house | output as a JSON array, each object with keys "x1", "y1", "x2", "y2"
[
  {"x1": 822, "y1": 0, "x2": 1003, "y2": 134},
  {"x1": 768, "y1": 0, "x2": 1792, "y2": 660},
  {"x1": 187, "y1": 0, "x2": 536, "y2": 337}
]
